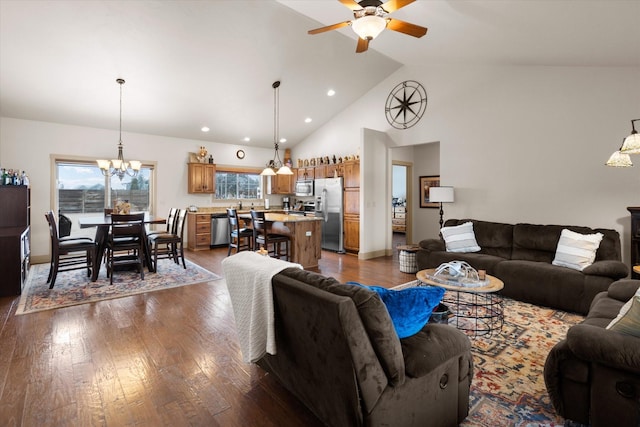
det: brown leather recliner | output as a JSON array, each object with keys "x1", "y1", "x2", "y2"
[
  {"x1": 543, "y1": 279, "x2": 640, "y2": 427},
  {"x1": 258, "y1": 267, "x2": 474, "y2": 427}
]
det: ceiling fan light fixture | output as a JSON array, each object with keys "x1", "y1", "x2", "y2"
[{"x1": 351, "y1": 15, "x2": 387, "y2": 40}]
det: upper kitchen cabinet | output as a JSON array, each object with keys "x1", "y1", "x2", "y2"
[
  {"x1": 296, "y1": 167, "x2": 315, "y2": 181},
  {"x1": 268, "y1": 173, "x2": 294, "y2": 195},
  {"x1": 326, "y1": 163, "x2": 344, "y2": 178},
  {"x1": 343, "y1": 160, "x2": 359, "y2": 188},
  {"x1": 188, "y1": 163, "x2": 216, "y2": 194}
]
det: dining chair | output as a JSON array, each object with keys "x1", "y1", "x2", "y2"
[
  {"x1": 147, "y1": 208, "x2": 187, "y2": 271},
  {"x1": 147, "y1": 207, "x2": 177, "y2": 238},
  {"x1": 45, "y1": 210, "x2": 97, "y2": 289},
  {"x1": 227, "y1": 208, "x2": 253, "y2": 256},
  {"x1": 106, "y1": 213, "x2": 145, "y2": 284},
  {"x1": 250, "y1": 210, "x2": 290, "y2": 261}
]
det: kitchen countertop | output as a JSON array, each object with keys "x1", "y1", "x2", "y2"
[
  {"x1": 188, "y1": 208, "x2": 312, "y2": 217},
  {"x1": 238, "y1": 212, "x2": 321, "y2": 222}
]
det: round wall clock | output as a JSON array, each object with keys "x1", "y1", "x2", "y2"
[
  {"x1": 236, "y1": 149, "x2": 245, "y2": 159},
  {"x1": 385, "y1": 80, "x2": 428, "y2": 129}
]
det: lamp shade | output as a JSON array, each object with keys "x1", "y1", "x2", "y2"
[
  {"x1": 605, "y1": 150, "x2": 633, "y2": 167},
  {"x1": 429, "y1": 186, "x2": 455, "y2": 203},
  {"x1": 351, "y1": 15, "x2": 387, "y2": 40},
  {"x1": 620, "y1": 133, "x2": 640, "y2": 154}
]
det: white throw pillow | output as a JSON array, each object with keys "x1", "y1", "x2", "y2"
[
  {"x1": 606, "y1": 287, "x2": 640, "y2": 330},
  {"x1": 552, "y1": 229, "x2": 603, "y2": 271},
  {"x1": 441, "y1": 222, "x2": 481, "y2": 253}
]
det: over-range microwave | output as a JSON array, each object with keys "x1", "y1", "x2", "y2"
[{"x1": 295, "y1": 179, "x2": 314, "y2": 197}]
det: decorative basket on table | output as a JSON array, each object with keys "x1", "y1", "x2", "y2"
[{"x1": 427, "y1": 261, "x2": 488, "y2": 288}]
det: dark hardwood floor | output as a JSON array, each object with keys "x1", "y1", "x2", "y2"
[{"x1": 0, "y1": 233, "x2": 412, "y2": 426}]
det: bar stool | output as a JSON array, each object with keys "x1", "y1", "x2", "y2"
[
  {"x1": 227, "y1": 208, "x2": 253, "y2": 255},
  {"x1": 250, "y1": 210, "x2": 290, "y2": 261}
]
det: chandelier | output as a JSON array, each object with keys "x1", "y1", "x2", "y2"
[
  {"x1": 97, "y1": 78, "x2": 141, "y2": 180},
  {"x1": 261, "y1": 81, "x2": 293, "y2": 176}
]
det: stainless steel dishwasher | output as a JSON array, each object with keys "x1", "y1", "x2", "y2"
[{"x1": 210, "y1": 213, "x2": 230, "y2": 247}]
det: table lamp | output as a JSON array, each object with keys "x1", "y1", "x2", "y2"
[{"x1": 430, "y1": 186, "x2": 455, "y2": 228}]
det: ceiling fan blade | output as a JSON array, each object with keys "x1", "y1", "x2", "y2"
[
  {"x1": 356, "y1": 37, "x2": 369, "y2": 53},
  {"x1": 380, "y1": 0, "x2": 416, "y2": 13},
  {"x1": 308, "y1": 21, "x2": 351, "y2": 35},
  {"x1": 339, "y1": 0, "x2": 363, "y2": 11},
  {"x1": 386, "y1": 18, "x2": 428, "y2": 38}
]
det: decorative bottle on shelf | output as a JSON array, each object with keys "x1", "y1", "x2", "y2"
[{"x1": 20, "y1": 171, "x2": 29, "y2": 187}]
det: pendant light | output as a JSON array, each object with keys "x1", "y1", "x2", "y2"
[
  {"x1": 261, "y1": 81, "x2": 293, "y2": 176},
  {"x1": 620, "y1": 119, "x2": 640, "y2": 154},
  {"x1": 97, "y1": 78, "x2": 141, "y2": 180}
]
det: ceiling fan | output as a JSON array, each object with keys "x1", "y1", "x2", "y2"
[{"x1": 308, "y1": 0, "x2": 427, "y2": 53}]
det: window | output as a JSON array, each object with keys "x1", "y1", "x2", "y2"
[
  {"x1": 215, "y1": 171, "x2": 262, "y2": 200},
  {"x1": 54, "y1": 159, "x2": 155, "y2": 236}
]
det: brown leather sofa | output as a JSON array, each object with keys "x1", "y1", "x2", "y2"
[
  {"x1": 416, "y1": 219, "x2": 629, "y2": 314},
  {"x1": 543, "y1": 279, "x2": 640, "y2": 427},
  {"x1": 257, "y1": 267, "x2": 474, "y2": 427}
]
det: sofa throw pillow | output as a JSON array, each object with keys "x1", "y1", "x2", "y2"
[
  {"x1": 606, "y1": 287, "x2": 640, "y2": 330},
  {"x1": 441, "y1": 221, "x2": 481, "y2": 253},
  {"x1": 607, "y1": 295, "x2": 640, "y2": 338},
  {"x1": 552, "y1": 229, "x2": 603, "y2": 271},
  {"x1": 349, "y1": 282, "x2": 445, "y2": 338}
]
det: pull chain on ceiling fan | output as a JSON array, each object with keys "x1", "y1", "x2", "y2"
[{"x1": 308, "y1": 0, "x2": 427, "y2": 53}]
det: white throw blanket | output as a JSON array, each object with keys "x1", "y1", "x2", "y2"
[{"x1": 222, "y1": 251, "x2": 302, "y2": 363}]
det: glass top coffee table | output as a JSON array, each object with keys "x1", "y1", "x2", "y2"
[{"x1": 417, "y1": 268, "x2": 504, "y2": 338}]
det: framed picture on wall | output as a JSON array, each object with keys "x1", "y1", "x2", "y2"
[{"x1": 419, "y1": 175, "x2": 440, "y2": 208}]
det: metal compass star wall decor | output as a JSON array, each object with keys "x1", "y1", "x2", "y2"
[{"x1": 385, "y1": 80, "x2": 428, "y2": 129}]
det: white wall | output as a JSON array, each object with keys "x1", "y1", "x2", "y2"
[
  {"x1": 294, "y1": 64, "x2": 640, "y2": 265},
  {"x1": 0, "y1": 117, "x2": 275, "y2": 261}
]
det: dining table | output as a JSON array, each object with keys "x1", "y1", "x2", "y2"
[{"x1": 78, "y1": 214, "x2": 166, "y2": 280}]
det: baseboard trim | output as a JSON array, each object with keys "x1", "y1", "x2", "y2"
[{"x1": 358, "y1": 249, "x2": 387, "y2": 260}]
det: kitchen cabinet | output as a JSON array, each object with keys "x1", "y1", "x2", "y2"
[
  {"x1": 343, "y1": 159, "x2": 360, "y2": 254},
  {"x1": 187, "y1": 213, "x2": 212, "y2": 250},
  {"x1": 343, "y1": 160, "x2": 360, "y2": 188},
  {"x1": 296, "y1": 167, "x2": 315, "y2": 181},
  {"x1": 314, "y1": 165, "x2": 327, "y2": 179},
  {"x1": 188, "y1": 163, "x2": 216, "y2": 194},
  {"x1": 343, "y1": 215, "x2": 360, "y2": 254},
  {"x1": 0, "y1": 186, "x2": 30, "y2": 296},
  {"x1": 268, "y1": 173, "x2": 294, "y2": 195},
  {"x1": 326, "y1": 163, "x2": 344, "y2": 178}
]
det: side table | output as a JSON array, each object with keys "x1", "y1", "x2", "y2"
[
  {"x1": 398, "y1": 245, "x2": 420, "y2": 273},
  {"x1": 416, "y1": 268, "x2": 504, "y2": 338}
]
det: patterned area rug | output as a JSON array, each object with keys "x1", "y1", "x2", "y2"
[
  {"x1": 16, "y1": 259, "x2": 221, "y2": 315},
  {"x1": 394, "y1": 281, "x2": 584, "y2": 426}
]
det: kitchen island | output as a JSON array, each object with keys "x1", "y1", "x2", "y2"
[{"x1": 239, "y1": 212, "x2": 322, "y2": 269}]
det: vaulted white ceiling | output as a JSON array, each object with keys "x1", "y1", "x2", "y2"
[{"x1": 1, "y1": 0, "x2": 638, "y2": 149}]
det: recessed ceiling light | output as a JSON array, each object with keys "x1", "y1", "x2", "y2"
[
  {"x1": 304, "y1": 117, "x2": 312, "y2": 123},
  {"x1": 201, "y1": 126, "x2": 210, "y2": 132},
  {"x1": 327, "y1": 89, "x2": 335, "y2": 97},
  {"x1": 243, "y1": 137, "x2": 251, "y2": 142},
  {"x1": 279, "y1": 138, "x2": 287, "y2": 143}
]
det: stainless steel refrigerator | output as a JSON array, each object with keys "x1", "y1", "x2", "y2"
[{"x1": 314, "y1": 177, "x2": 344, "y2": 253}]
